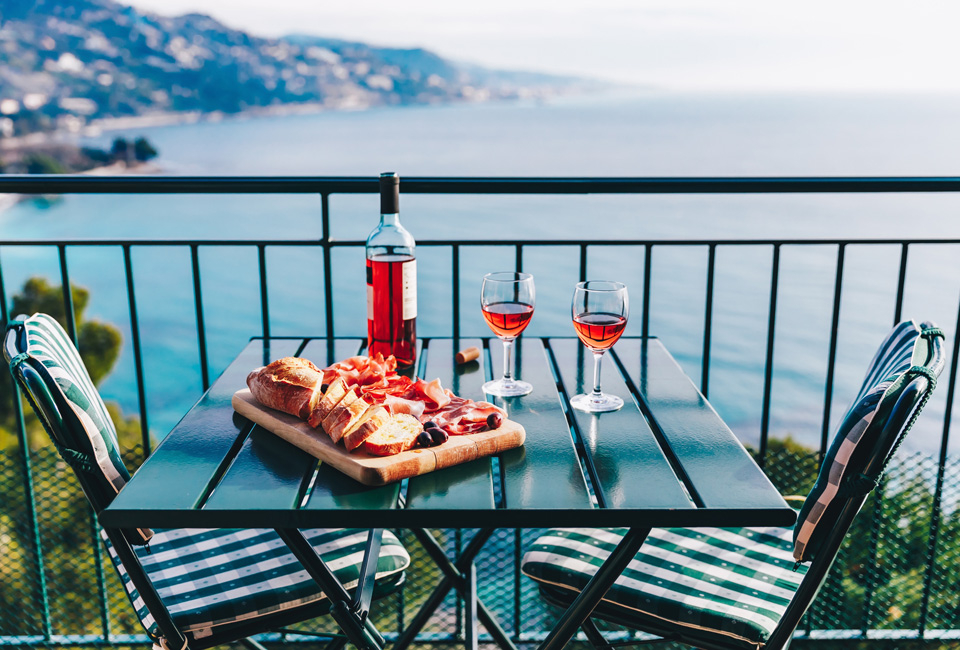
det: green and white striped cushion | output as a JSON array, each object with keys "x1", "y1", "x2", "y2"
[
  {"x1": 21, "y1": 313, "x2": 130, "y2": 490},
  {"x1": 102, "y1": 527, "x2": 410, "y2": 641},
  {"x1": 522, "y1": 526, "x2": 806, "y2": 649},
  {"x1": 793, "y1": 319, "x2": 945, "y2": 562}
]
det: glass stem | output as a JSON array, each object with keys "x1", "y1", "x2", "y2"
[
  {"x1": 502, "y1": 338, "x2": 514, "y2": 383},
  {"x1": 592, "y1": 351, "x2": 604, "y2": 398}
]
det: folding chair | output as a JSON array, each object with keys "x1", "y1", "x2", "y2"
[
  {"x1": 5, "y1": 313, "x2": 410, "y2": 650},
  {"x1": 522, "y1": 319, "x2": 945, "y2": 650}
]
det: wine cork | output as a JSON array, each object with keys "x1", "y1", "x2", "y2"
[{"x1": 455, "y1": 346, "x2": 480, "y2": 365}]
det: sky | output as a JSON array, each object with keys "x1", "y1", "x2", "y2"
[{"x1": 127, "y1": 1, "x2": 960, "y2": 92}]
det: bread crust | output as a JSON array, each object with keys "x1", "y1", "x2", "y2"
[
  {"x1": 342, "y1": 406, "x2": 391, "y2": 451},
  {"x1": 323, "y1": 388, "x2": 367, "y2": 442},
  {"x1": 246, "y1": 357, "x2": 323, "y2": 420},
  {"x1": 309, "y1": 377, "x2": 348, "y2": 428}
]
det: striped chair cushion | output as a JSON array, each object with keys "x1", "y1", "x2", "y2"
[
  {"x1": 21, "y1": 313, "x2": 130, "y2": 489},
  {"x1": 793, "y1": 319, "x2": 945, "y2": 562},
  {"x1": 522, "y1": 526, "x2": 807, "y2": 650},
  {"x1": 102, "y1": 527, "x2": 410, "y2": 641}
]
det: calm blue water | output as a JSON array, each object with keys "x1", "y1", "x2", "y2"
[{"x1": 4, "y1": 90, "x2": 960, "y2": 454}]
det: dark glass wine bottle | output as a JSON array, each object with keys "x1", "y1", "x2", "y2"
[{"x1": 366, "y1": 172, "x2": 416, "y2": 366}]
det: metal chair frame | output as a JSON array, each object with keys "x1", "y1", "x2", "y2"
[
  {"x1": 538, "y1": 342, "x2": 940, "y2": 650},
  {"x1": 5, "y1": 319, "x2": 396, "y2": 650}
]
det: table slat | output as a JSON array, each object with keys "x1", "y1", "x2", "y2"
[
  {"x1": 499, "y1": 338, "x2": 593, "y2": 512},
  {"x1": 203, "y1": 339, "x2": 363, "y2": 512},
  {"x1": 405, "y1": 338, "x2": 496, "y2": 511},
  {"x1": 107, "y1": 338, "x2": 303, "y2": 519},
  {"x1": 549, "y1": 338, "x2": 694, "y2": 510},
  {"x1": 304, "y1": 339, "x2": 402, "y2": 513},
  {"x1": 618, "y1": 338, "x2": 789, "y2": 511}
]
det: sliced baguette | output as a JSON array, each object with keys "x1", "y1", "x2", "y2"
[
  {"x1": 308, "y1": 377, "x2": 348, "y2": 429},
  {"x1": 362, "y1": 414, "x2": 424, "y2": 456},
  {"x1": 322, "y1": 389, "x2": 368, "y2": 442},
  {"x1": 341, "y1": 405, "x2": 391, "y2": 451}
]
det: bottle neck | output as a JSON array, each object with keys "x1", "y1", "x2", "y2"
[{"x1": 380, "y1": 213, "x2": 401, "y2": 226}]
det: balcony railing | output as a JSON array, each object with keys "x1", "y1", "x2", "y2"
[{"x1": 1, "y1": 175, "x2": 959, "y2": 647}]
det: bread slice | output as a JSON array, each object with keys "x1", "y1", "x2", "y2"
[
  {"x1": 362, "y1": 414, "x2": 424, "y2": 456},
  {"x1": 341, "y1": 405, "x2": 391, "y2": 451},
  {"x1": 322, "y1": 389, "x2": 368, "y2": 442},
  {"x1": 308, "y1": 377, "x2": 348, "y2": 429}
]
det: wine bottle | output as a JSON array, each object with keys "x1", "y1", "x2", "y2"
[{"x1": 366, "y1": 172, "x2": 417, "y2": 367}]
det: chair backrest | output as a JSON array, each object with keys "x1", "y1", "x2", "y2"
[
  {"x1": 765, "y1": 319, "x2": 945, "y2": 649},
  {"x1": 5, "y1": 313, "x2": 151, "y2": 544}
]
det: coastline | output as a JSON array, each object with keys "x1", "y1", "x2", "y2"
[{"x1": 0, "y1": 160, "x2": 161, "y2": 215}]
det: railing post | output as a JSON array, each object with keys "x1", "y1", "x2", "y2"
[
  {"x1": 893, "y1": 243, "x2": 908, "y2": 325},
  {"x1": 258, "y1": 244, "x2": 270, "y2": 340},
  {"x1": 759, "y1": 244, "x2": 780, "y2": 466},
  {"x1": 701, "y1": 243, "x2": 716, "y2": 397},
  {"x1": 322, "y1": 192, "x2": 335, "y2": 338},
  {"x1": 641, "y1": 244, "x2": 652, "y2": 339},
  {"x1": 452, "y1": 244, "x2": 460, "y2": 339},
  {"x1": 57, "y1": 244, "x2": 78, "y2": 344},
  {"x1": 820, "y1": 243, "x2": 846, "y2": 462},
  {"x1": 190, "y1": 244, "x2": 210, "y2": 391},
  {"x1": 123, "y1": 245, "x2": 151, "y2": 456}
]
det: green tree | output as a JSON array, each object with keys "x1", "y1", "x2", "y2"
[
  {"x1": 1, "y1": 277, "x2": 134, "y2": 450},
  {"x1": 23, "y1": 152, "x2": 67, "y2": 175},
  {"x1": 110, "y1": 136, "x2": 130, "y2": 163},
  {"x1": 133, "y1": 136, "x2": 158, "y2": 162}
]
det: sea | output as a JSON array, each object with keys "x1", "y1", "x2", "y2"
[{"x1": 4, "y1": 89, "x2": 960, "y2": 455}]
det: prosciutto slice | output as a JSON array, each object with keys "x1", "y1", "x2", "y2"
[{"x1": 321, "y1": 354, "x2": 506, "y2": 435}]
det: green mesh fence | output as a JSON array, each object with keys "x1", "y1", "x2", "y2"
[{"x1": 2, "y1": 440, "x2": 960, "y2": 648}]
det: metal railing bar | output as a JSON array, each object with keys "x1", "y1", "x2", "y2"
[
  {"x1": 579, "y1": 244, "x2": 587, "y2": 282},
  {"x1": 4, "y1": 237, "x2": 959, "y2": 247},
  {"x1": 758, "y1": 244, "x2": 781, "y2": 466},
  {"x1": 57, "y1": 245, "x2": 78, "y2": 345},
  {"x1": 321, "y1": 193, "x2": 334, "y2": 338},
  {"x1": 820, "y1": 244, "x2": 846, "y2": 460},
  {"x1": 452, "y1": 244, "x2": 460, "y2": 339},
  {"x1": 0, "y1": 250, "x2": 53, "y2": 640},
  {"x1": 701, "y1": 244, "x2": 716, "y2": 397},
  {"x1": 641, "y1": 244, "x2": 652, "y2": 339},
  {"x1": 860, "y1": 478, "x2": 886, "y2": 633},
  {"x1": 258, "y1": 244, "x2": 270, "y2": 340},
  {"x1": 122, "y1": 245, "x2": 151, "y2": 456},
  {"x1": 918, "y1": 287, "x2": 960, "y2": 634},
  {"x1": 91, "y1": 507, "x2": 110, "y2": 639},
  {"x1": 515, "y1": 244, "x2": 523, "y2": 273},
  {"x1": 4, "y1": 174, "x2": 960, "y2": 194},
  {"x1": 190, "y1": 245, "x2": 210, "y2": 391},
  {"x1": 894, "y1": 243, "x2": 909, "y2": 325}
]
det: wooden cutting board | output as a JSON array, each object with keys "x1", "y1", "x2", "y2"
[{"x1": 232, "y1": 388, "x2": 525, "y2": 486}]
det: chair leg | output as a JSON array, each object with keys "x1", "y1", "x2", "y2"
[{"x1": 580, "y1": 618, "x2": 608, "y2": 650}]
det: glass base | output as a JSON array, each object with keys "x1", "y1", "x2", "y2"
[
  {"x1": 483, "y1": 378, "x2": 533, "y2": 397},
  {"x1": 570, "y1": 392, "x2": 623, "y2": 413}
]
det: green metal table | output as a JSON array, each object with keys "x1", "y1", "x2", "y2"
[{"x1": 100, "y1": 336, "x2": 796, "y2": 650}]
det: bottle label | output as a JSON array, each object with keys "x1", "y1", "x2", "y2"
[{"x1": 402, "y1": 259, "x2": 417, "y2": 320}]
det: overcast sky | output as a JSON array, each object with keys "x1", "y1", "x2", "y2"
[{"x1": 127, "y1": 0, "x2": 960, "y2": 92}]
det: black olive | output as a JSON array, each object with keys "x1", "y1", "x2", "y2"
[
  {"x1": 320, "y1": 383, "x2": 329, "y2": 393},
  {"x1": 429, "y1": 427, "x2": 449, "y2": 445},
  {"x1": 424, "y1": 420, "x2": 438, "y2": 430},
  {"x1": 486, "y1": 412, "x2": 503, "y2": 429},
  {"x1": 417, "y1": 431, "x2": 433, "y2": 448}
]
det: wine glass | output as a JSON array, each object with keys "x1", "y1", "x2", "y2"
[
  {"x1": 481, "y1": 272, "x2": 535, "y2": 397},
  {"x1": 570, "y1": 280, "x2": 629, "y2": 412}
]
